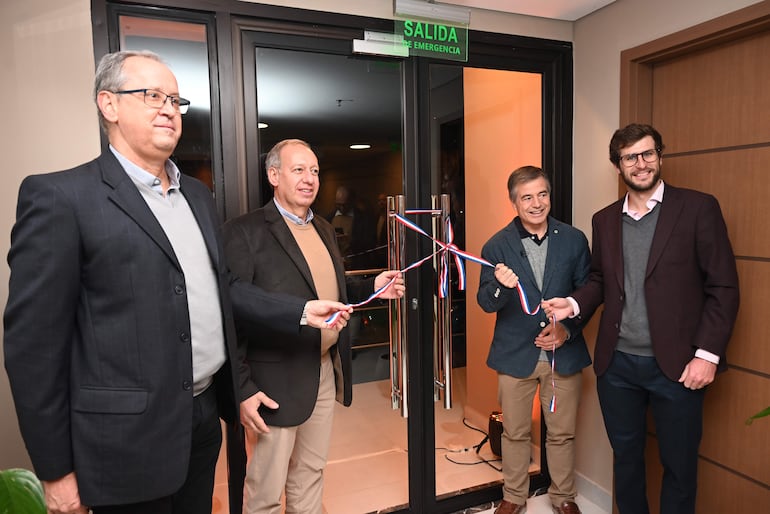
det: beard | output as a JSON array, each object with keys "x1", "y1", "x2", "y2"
[{"x1": 621, "y1": 166, "x2": 661, "y2": 193}]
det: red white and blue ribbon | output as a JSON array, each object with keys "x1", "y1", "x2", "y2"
[
  {"x1": 549, "y1": 315, "x2": 557, "y2": 413},
  {"x1": 326, "y1": 211, "x2": 541, "y2": 323}
]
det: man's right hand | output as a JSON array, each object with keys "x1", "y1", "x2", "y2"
[
  {"x1": 494, "y1": 263, "x2": 519, "y2": 289},
  {"x1": 240, "y1": 391, "x2": 279, "y2": 434},
  {"x1": 42, "y1": 472, "x2": 88, "y2": 514},
  {"x1": 541, "y1": 297, "x2": 575, "y2": 321}
]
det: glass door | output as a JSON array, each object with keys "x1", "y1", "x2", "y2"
[
  {"x1": 98, "y1": 4, "x2": 573, "y2": 514},
  {"x1": 426, "y1": 63, "x2": 550, "y2": 507},
  {"x1": 240, "y1": 30, "x2": 412, "y2": 514}
]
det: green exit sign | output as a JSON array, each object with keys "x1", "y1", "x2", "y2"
[{"x1": 395, "y1": 20, "x2": 468, "y2": 62}]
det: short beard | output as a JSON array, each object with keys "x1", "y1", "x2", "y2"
[{"x1": 622, "y1": 167, "x2": 660, "y2": 192}]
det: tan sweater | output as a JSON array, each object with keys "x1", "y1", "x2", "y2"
[{"x1": 285, "y1": 220, "x2": 340, "y2": 354}]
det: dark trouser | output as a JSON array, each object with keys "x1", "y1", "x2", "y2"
[
  {"x1": 597, "y1": 351, "x2": 704, "y2": 514},
  {"x1": 92, "y1": 384, "x2": 222, "y2": 514}
]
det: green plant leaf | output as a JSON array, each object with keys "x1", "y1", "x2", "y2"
[
  {"x1": 0, "y1": 468, "x2": 46, "y2": 514},
  {"x1": 745, "y1": 406, "x2": 770, "y2": 426}
]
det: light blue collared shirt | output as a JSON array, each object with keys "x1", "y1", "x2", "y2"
[
  {"x1": 273, "y1": 197, "x2": 314, "y2": 225},
  {"x1": 109, "y1": 145, "x2": 181, "y2": 197}
]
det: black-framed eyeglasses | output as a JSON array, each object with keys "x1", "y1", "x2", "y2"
[
  {"x1": 113, "y1": 88, "x2": 191, "y2": 114},
  {"x1": 619, "y1": 148, "x2": 660, "y2": 167}
]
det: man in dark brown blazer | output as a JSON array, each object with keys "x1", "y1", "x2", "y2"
[
  {"x1": 544, "y1": 124, "x2": 739, "y2": 514},
  {"x1": 223, "y1": 139, "x2": 403, "y2": 514}
]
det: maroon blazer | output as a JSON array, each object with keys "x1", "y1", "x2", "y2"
[{"x1": 573, "y1": 184, "x2": 739, "y2": 381}]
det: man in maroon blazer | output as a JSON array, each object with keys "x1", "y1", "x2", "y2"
[{"x1": 544, "y1": 124, "x2": 739, "y2": 514}]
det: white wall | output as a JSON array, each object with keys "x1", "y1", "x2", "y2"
[{"x1": 0, "y1": 0, "x2": 98, "y2": 469}]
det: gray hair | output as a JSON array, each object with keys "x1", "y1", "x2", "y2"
[
  {"x1": 265, "y1": 139, "x2": 313, "y2": 173},
  {"x1": 93, "y1": 50, "x2": 165, "y2": 133}
]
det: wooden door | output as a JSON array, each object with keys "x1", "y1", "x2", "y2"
[{"x1": 619, "y1": 2, "x2": 770, "y2": 513}]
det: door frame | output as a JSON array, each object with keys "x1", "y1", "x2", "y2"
[{"x1": 91, "y1": 2, "x2": 574, "y2": 512}]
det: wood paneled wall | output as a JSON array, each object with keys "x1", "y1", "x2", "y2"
[{"x1": 619, "y1": 2, "x2": 770, "y2": 512}]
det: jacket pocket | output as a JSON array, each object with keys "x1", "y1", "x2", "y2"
[{"x1": 73, "y1": 387, "x2": 148, "y2": 414}]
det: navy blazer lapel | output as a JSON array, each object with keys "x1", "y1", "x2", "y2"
[
  {"x1": 99, "y1": 153, "x2": 181, "y2": 271},
  {"x1": 541, "y1": 219, "x2": 562, "y2": 294},
  {"x1": 646, "y1": 185, "x2": 683, "y2": 277},
  {"x1": 264, "y1": 201, "x2": 318, "y2": 295}
]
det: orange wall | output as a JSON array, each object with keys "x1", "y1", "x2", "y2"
[{"x1": 462, "y1": 68, "x2": 542, "y2": 426}]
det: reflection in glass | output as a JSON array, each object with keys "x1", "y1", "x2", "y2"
[
  {"x1": 429, "y1": 64, "x2": 545, "y2": 501},
  {"x1": 254, "y1": 48, "x2": 402, "y2": 272},
  {"x1": 250, "y1": 45, "x2": 407, "y2": 513}
]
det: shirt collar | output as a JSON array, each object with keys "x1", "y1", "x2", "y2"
[
  {"x1": 109, "y1": 145, "x2": 181, "y2": 195},
  {"x1": 273, "y1": 198, "x2": 314, "y2": 225},
  {"x1": 514, "y1": 217, "x2": 548, "y2": 245},
  {"x1": 622, "y1": 180, "x2": 665, "y2": 221}
]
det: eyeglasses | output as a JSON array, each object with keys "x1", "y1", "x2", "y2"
[
  {"x1": 113, "y1": 88, "x2": 190, "y2": 114},
  {"x1": 619, "y1": 148, "x2": 660, "y2": 167}
]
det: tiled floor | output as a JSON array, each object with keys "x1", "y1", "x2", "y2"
[
  {"x1": 213, "y1": 366, "x2": 609, "y2": 514},
  {"x1": 460, "y1": 493, "x2": 606, "y2": 514}
]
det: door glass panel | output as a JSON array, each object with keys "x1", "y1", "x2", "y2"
[
  {"x1": 250, "y1": 46, "x2": 408, "y2": 514},
  {"x1": 118, "y1": 16, "x2": 214, "y2": 189},
  {"x1": 429, "y1": 64, "x2": 545, "y2": 500}
]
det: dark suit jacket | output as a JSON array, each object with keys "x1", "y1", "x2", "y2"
[
  {"x1": 3, "y1": 151, "x2": 304, "y2": 506},
  {"x1": 572, "y1": 184, "x2": 740, "y2": 380},
  {"x1": 478, "y1": 217, "x2": 592, "y2": 378},
  {"x1": 223, "y1": 200, "x2": 372, "y2": 427}
]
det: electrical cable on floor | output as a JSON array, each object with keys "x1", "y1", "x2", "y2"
[{"x1": 436, "y1": 418, "x2": 503, "y2": 471}]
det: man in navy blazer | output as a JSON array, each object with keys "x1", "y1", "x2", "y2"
[
  {"x1": 478, "y1": 166, "x2": 591, "y2": 514},
  {"x1": 545, "y1": 124, "x2": 740, "y2": 514},
  {"x1": 3, "y1": 51, "x2": 348, "y2": 514}
]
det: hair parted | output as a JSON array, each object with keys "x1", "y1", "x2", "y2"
[
  {"x1": 507, "y1": 165, "x2": 551, "y2": 201},
  {"x1": 93, "y1": 50, "x2": 165, "y2": 133}
]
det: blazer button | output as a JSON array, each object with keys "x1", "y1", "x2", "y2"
[
  {"x1": 182, "y1": 380, "x2": 191, "y2": 391},
  {"x1": 539, "y1": 321, "x2": 546, "y2": 328},
  {"x1": 175, "y1": 285, "x2": 185, "y2": 295},
  {"x1": 180, "y1": 332, "x2": 190, "y2": 342}
]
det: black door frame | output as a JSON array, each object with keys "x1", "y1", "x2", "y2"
[{"x1": 91, "y1": 2, "x2": 573, "y2": 513}]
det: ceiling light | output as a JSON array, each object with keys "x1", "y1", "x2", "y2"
[
  {"x1": 258, "y1": 122, "x2": 268, "y2": 129},
  {"x1": 394, "y1": 0, "x2": 470, "y2": 26},
  {"x1": 350, "y1": 144, "x2": 371, "y2": 150}
]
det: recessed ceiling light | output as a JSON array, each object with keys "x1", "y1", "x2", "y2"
[
  {"x1": 258, "y1": 122, "x2": 268, "y2": 129},
  {"x1": 350, "y1": 144, "x2": 371, "y2": 150}
]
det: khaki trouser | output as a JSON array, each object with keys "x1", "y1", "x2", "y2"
[
  {"x1": 244, "y1": 354, "x2": 336, "y2": 514},
  {"x1": 498, "y1": 361, "x2": 583, "y2": 507}
]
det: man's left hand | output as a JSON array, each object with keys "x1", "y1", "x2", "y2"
[
  {"x1": 374, "y1": 270, "x2": 405, "y2": 299},
  {"x1": 534, "y1": 321, "x2": 568, "y2": 350},
  {"x1": 678, "y1": 357, "x2": 717, "y2": 390}
]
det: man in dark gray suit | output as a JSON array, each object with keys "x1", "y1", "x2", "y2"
[
  {"x1": 3, "y1": 50, "x2": 349, "y2": 514},
  {"x1": 478, "y1": 166, "x2": 590, "y2": 514}
]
